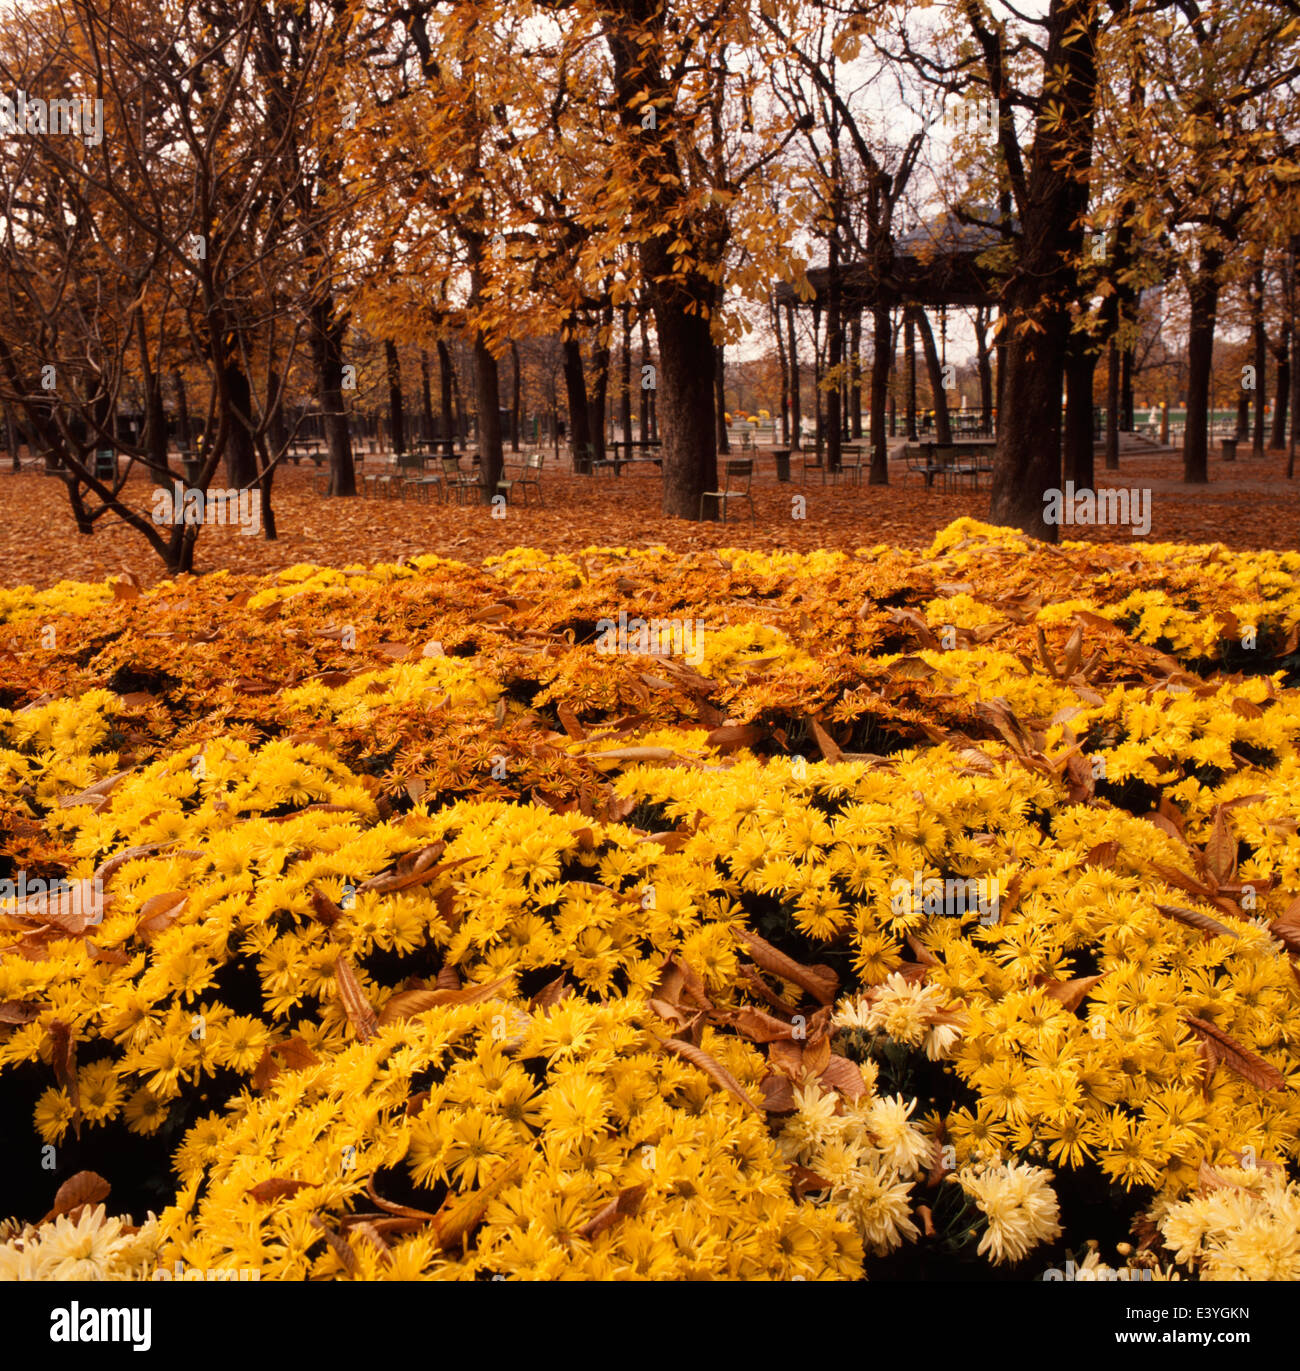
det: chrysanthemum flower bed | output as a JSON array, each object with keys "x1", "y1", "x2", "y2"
[{"x1": 1, "y1": 517, "x2": 1298, "y2": 1281}]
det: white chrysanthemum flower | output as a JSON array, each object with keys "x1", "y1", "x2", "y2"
[
  {"x1": 832, "y1": 995, "x2": 872, "y2": 1031},
  {"x1": 778, "y1": 1081, "x2": 845, "y2": 1164},
  {"x1": 0, "y1": 1206, "x2": 161, "y2": 1282},
  {"x1": 923, "y1": 1021, "x2": 963, "y2": 1060},
  {"x1": 835, "y1": 1165, "x2": 920, "y2": 1255},
  {"x1": 842, "y1": 973, "x2": 965, "y2": 1054},
  {"x1": 863, "y1": 1094, "x2": 933, "y2": 1178},
  {"x1": 956, "y1": 1159, "x2": 1063, "y2": 1264},
  {"x1": 1159, "y1": 1168, "x2": 1300, "y2": 1280}
]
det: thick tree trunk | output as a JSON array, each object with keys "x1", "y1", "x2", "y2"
[
  {"x1": 869, "y1": 305, "x2": 891, "y2": 484},
  {"x1": 989, "y1": 298, "x2": 1070, "y2": 537},
  {"x1": 603, "y1": 5, "x2": 720, "y2": 518},
  {"x1": 1184, "y1": 248, "x2": 1222, "y2": 484},
  {"x1": 310, "y1": 299, "x2": 356, "y2": 496},
  {"x1": 385, "y1": 339, "x2": 406, "y2": 456},
  {"x1": 223, "y1": 359, "x2": 259, "y2": 491},
  {"x1": 984, "y1": 0, "x2": 1097, "y2": 538},
  {"x1": 649, "y1": 285, "x2": 717, "y2": 517}
]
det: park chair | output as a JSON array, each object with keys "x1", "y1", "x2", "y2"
[
  {"x1": 831, "y1": 445, "x2": 866, "y2": 487},
  {"x1": 901, "y1": 444, "x2": 944, "y2": 489},
  {"x1": 393, "y1": 452, "x2": 434, "y2": 500},
  {"x1": 500, "y1": 452, "x2": 544, "y2": 505},
  {"x1": 440, "y1": 454, "x2": 477, "y2": 504},
  {"x1": 93, "y1": 449, "x2": 117, "y2": 481},
  {"x1": 363, "y1": 469, "x2": 399, "y2": 498},
  {"x1": 700, "y1": 458, "x2": 755, "y2": 523},
  {"x1": 937, "y1": 445, "x2": 979, "y2": 493},
  {"x1": 800, "y1": 448, "x2": 826, "y2": 485}
]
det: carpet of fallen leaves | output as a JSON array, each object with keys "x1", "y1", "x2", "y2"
[
  {"x1": 5, "y1": 446, "x2": 1298, "y2": 590},
  {"x1": 1, "y1": 516, "x2": 1299, "y2": 1280}
]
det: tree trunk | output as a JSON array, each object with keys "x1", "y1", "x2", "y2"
[
  {"x1": 603, "y1": 5, "x2": 719, "y2": 518},
  {"x1": 812, "y1": 305, "x2": 823, "y2": 453},
  {"x1": 715, "y1": 345, "x2": 730, "y2": 453},
  {"x1": 1184, "y1": 246, "x2": 1222, "y2": 484},
  {"x1": 420, "y1": 349, "x2": 435, "y2": 442},
  {"x1": 619, "y1": 308, "x2": 632, "y2": 454},
  {"x1": 639, "y1": 310, "x2": 652, "y2": 444},
  {"x1": 1121, "y1": 346, "x2": 1134, "y2": 431},
  {"x1": 450, "y1": 348, "x2": 465, "y2": 452},
  {"x1": 223, "y1": 359, "x2": 259, "y2": 491},
  {"x1": 773, "y1": 294, "x2": 790, "y2": 446},
  {"x1": 974, "y1": 307, "x2": 993, "y2": 436},
  {"x1": 474, "y1": 329, "x2": 503, "y2": 498},
  {"x1": 786, "y1": 301, "x2": 802, "y2": 449},
  {"x1": 649, "y1": 286, "x2": 717, "y2": 517},
  {"x1": 1063, "y1": 337, "x2": 1096, "y2": 490},
  {"x1": 436, "y1": 339, "x2": 454, "y2": 453},
  {"x1": 1251, "y1": 268, "x2": 1267, "y2": 457},
  {"x1": 911, "y1": 307, "x2": 951, "y2": 446},
  {"x1": 3, "y1": 400, "x2": 20, "y2": 470},
  {"x1": 869, "y1": 304, "x2": 891, "y2": 484},
  {"x1": 310, "y1": 299, "x2": 356, "y2": 496},
  {"x1": 562, "y1": 330, "x2": 592, "y2": 469},
  {"x1": 825, "y1": 238, "x2": 843, "y2": 472},
  {"x1": 385, "y1": 338, "x2": 406, "y2": 456},
  {"x1": 268, "y1": 367, "x2": 289, "y2": 459},
  {"x1": 904, "y1": 311, "x2": 917, "y2": 439},
  {"x1": 143, "y1": 366, "x2": 169, "y2": 479},
  {"x1": 850, "y1": 312, "x2": 863, "y2": 439},
  {"x1": 1105, "y1": 341, "x2": 1120, "y2": 470},
  {"x1": 989, "y1": 300, "x2": 1070, "y2": 536},
  {"x1": 1272, "y1": 327, "x2": 1291, "y2": 451},
  {"x1": 588, "y1": 318, "x2": 611, "y2": 464},
  {"x1": 511, "y1": 341, "x2": 522, "y2": 452},
  {"x1": 172, "y1": 368, "x2": 192, "y2": 459}
]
